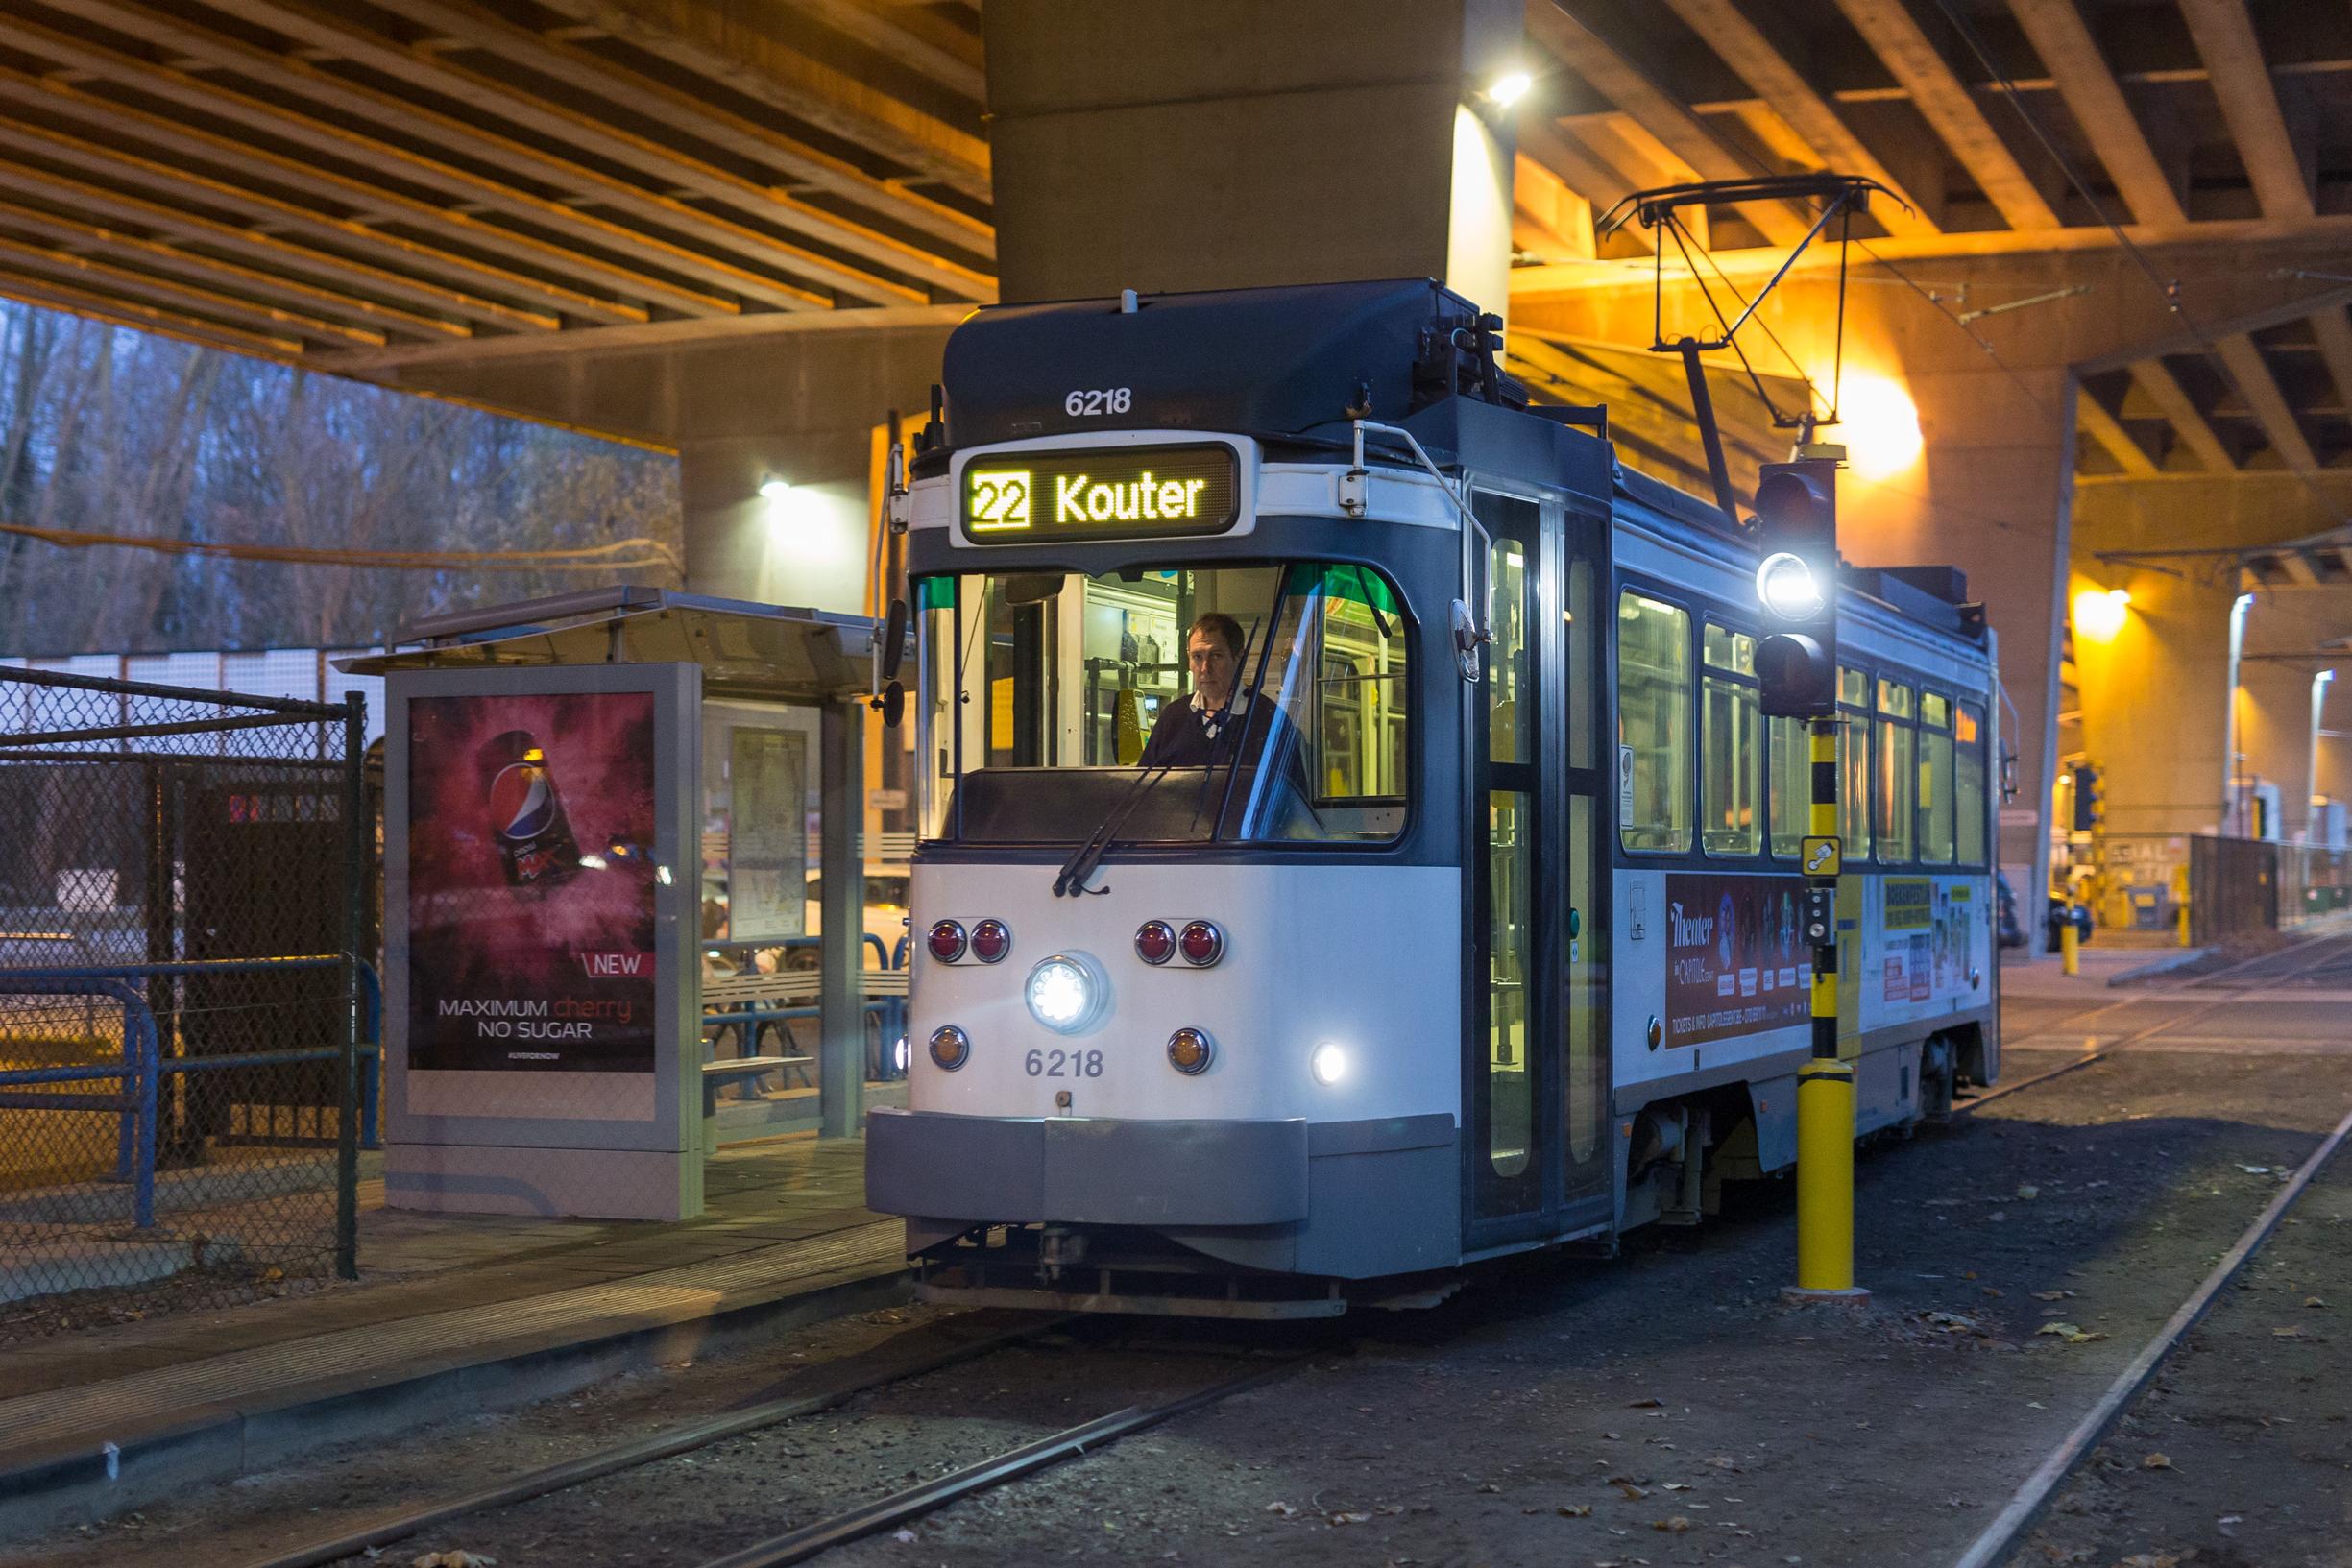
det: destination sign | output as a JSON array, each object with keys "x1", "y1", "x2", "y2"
[{"x1": 962, "y1": 445, "x2": 1239, "y2": 543}]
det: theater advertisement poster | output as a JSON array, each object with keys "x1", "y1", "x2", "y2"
[
  {"x1": 1881, "y1": 877, "x2": 1976, "y2": 1006},
  {"x1": 405, "y1": 691, "x2": 658, "y2": 1073},
  {"x1": 1663, "y1": 873, "x2": 1812, "y2": 1048}
]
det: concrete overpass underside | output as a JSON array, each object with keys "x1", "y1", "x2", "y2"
[{"x1": 3, "y1": 0, "x2": 2350, "y2": 909}]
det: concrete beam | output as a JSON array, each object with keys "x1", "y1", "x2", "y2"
[
  {"x1": 2076, "y1": 388, "x2": 2159, "y2": 476},
  {"x1": 1658, "y1": 0, "x2": 1941, "y2": 237},
  {"x1": 2177, "y1": 0, "x2": 2315, "y2": 221},
  {"x1": 2213, "y1": 333, "x2": 2320, "y2": 476},
  {"x1": 2004, "y1": 0, "x2": 2184, "y2": 227},
  {"x1": 2129, "y1": 359, "x2": 2236, "y2": 473},
  {"x1": 1829, "y1": 0, "x2": 2062, "y2": 231}
]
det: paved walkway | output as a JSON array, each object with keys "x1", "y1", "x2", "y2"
[{"x1": 0, "y1": 1134, "x2": 905, "y2": 1537}]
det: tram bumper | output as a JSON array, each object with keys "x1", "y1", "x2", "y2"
[{"x1": 864, "y1": 1107, "x2": 1309, "y2": 1226}]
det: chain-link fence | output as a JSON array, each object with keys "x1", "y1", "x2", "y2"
[{"x1": 0, "y1": 666, "x2": 367, "y2": 1324}]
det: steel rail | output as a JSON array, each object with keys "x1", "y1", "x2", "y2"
[
  {"x1": 1949, "y1": 1096, "x2": 2352, "y2": 1568},
  {"x1": 696, "y1": 1354, "x2": 1311, "y2": 1568},
  {"x1": 233, "y1": 1315, "x2": 1064, "y2": 1568},
  {"x1": 1955, "y1": 932, "x2": 2352, "y2": 1115}
]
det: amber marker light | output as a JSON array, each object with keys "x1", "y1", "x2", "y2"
[
  {"x1": 928, "y1": 1025, "x2": 970, "y2": 1071},
  {"x1": 1167, "y1": 1027, "x2": 1214, "y2": 1075}
]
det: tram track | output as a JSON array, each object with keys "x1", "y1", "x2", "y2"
[
  {"x1": 233, "y1": 1312, "x2": 1323, "y2": 1568},
  {"x1": 1950, "y1": 1093, "x2": 2352, "y2": 1568},
  {"x1": 1954, "y1": 933, "x2": 2352, "y2": 1115}
]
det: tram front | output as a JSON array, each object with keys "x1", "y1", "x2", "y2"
[{"x1": 865, "y1": 281, "x2": 1504, "y2": 1314}]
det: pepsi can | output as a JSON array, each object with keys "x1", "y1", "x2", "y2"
[{"x1": 477, "y1": 728, "x2": 581, "y2": 888}]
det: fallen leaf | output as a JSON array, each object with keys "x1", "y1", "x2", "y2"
[
  {"x1": 2067, "y1": 1331, "x2": 2107, "y2": 1344},
  {"x1": 2272, "y1": 1326, "x2": 2305, "y2": 1338},
  {"x1": 2142, "y1": 1452, "x2": 2173, "y2": 1470},
  {"x1": 1263, "y1": 1502, "x2": 1297, "y2": 1517},
  {"x1": 1478, "y1": 1483, "x2": 1502, "y2": 1493},
  {"x1": 2305, "y1": 1296, "x2": 2326, "y2": 1309},
  {"x1": 1662, "y1": 1482, "x2": 1691, "y2": 1491},
  {"x1": 1328, "y1": 1511, "x2": 1371, "y2": 1526},
  {"x1": 2037, "y1": 1322, "x2": 2081, "y2": 1338},
  {"x1": 1626, "y1": 1397, "x2": 1664, "y2": 1409},
  {"x1": 1559, "y1": 1503, "x2": 1593, "y2": 1517},
  {"x1": 2016, "y1": 1184, "x2": 2039, "y2": 1199},
  {"x1": 1982, "y1": 1287, "x2": 2004, "y2": 1297},
  {"x1": 1706, "y1": 1457, "x2": 1740, "y2": 1471},
  {"x1": 1653, "y1": 1516, "x2": 1692, "y2": 1532},
  {"x1": 1614, "y1": 1483, "x2": 1649, "y2": 1501},
  {"x1": 410, "y1": 1555, "x2": 497, "y2": 1568},
  {"x1": 2031, "y1": 1290, "x2": 2073, "y2": 1302}
]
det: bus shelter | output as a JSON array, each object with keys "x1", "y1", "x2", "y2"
[{"x1": 342, "y1": 587, "x2": 887, "y2": 1220}]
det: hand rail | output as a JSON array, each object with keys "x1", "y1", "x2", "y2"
[{"x1": 0, "y1": 976, "x2": 158, "y2": 1226}]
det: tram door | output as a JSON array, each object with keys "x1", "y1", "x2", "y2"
[{"x1": 1467, "y1": 492, "x2": 1612, "y2": 1249}]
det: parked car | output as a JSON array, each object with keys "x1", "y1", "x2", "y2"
[
  {"x1": 1996, "y1": 872, "x2": 2027, "y2": 949},
  {"x1": 2046, "y1": 895, "x2": 2094, "y2": 949}
]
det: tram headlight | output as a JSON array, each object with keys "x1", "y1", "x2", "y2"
[
  {"x1": 1757, "y1": 551, "x2": 1824, "y2": 621},
  {"x1": 1310, "y1": 1041, "x2": 1348, "y2": 1086},
  {"x1": 1025, "y1": 953, "x2": 1105, "y2": 1035}
]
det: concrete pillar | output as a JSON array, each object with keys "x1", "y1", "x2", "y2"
[
  {"x1": 982, "y1": 0, "x2": 1522, "y2": 312},
  {"x1": 2235, "y1": 591, "x2": 2350, "y2": 843},
  {"x1": 2071, "y1": 564, "x2": 2235, "y2": 836}
]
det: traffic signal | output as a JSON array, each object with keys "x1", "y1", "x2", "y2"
[
  {"x1": 2072, "y1": 762, "x2": 2106, "y2": 832},
  {"x1": 1752, "y1": 457, "x2": 1839, "y2": 718}
]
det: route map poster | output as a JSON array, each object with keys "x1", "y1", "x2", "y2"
[
  {"x1": 405, "y1": 691, "x2": 659, "y2": 1073},
  {"x1": 1663, "y1": 872, "x2": 1810, "y2": 1048}
]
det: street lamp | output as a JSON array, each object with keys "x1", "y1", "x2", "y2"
[
  {"x1": 2308, "y1": 668, "x2": 2336, "y2": 844},
  {"x1": 2223, "y1": 591, "x2": 2254, "y2": 835}
]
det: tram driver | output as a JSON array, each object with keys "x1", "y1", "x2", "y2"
[{"x1": 1138, "y1": 613, "x2": 1316, "y2": 828}]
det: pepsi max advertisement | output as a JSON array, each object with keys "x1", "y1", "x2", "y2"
[
  {"x1": 1663, "y1": 873, "x2": 1811, "y2": 1049},
  {"x1": 406, "y1": 692, "x2": 659, "y2": 1073}
]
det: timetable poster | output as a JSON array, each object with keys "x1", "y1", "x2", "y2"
[
  {"x1": 405, "y1": 691, "x2": 659, "y2": 1073},
  {"x1": 1662, "y1": 873, "x2": 1811, "y2": 1048}
]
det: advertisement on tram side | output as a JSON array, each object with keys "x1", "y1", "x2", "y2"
[
  {"x1": 1879, "y1": 876, "x2": 1979, "y2": 1006},
  {"x1": 1662, "y1": 872, "x2": 1812, "y2": 1048},
  {"x1": 404, "y1": 690, "x2": 659, "y2": 1073}
]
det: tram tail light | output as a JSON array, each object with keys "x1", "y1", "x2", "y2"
[
  {"x1": 970, "y1": 918, "x2": 1012, "y2": 964},
  {"x1": 1134, "y1": 920, "x2": 1176, "y2": 965},
  {"x1": 928, "y1": 1025, "x2": 970, "y2": 1071},
  {"x1": 927, "y1": 920, "x2": 967, "y2": 963},
  {"x1": 1178, "y1": 920, "x2": 1224, "y2": 967}
]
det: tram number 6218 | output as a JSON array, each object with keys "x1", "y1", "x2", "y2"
[
  {"x1": 1025, "y1": 1048, "x2": 1105, "y2": 1078},
  {"x1": 1063, "y1": 387, "x2": 1131, "y2": 416}
]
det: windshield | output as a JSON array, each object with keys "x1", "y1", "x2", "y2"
[{"x1": 917, "y1": 563, "x2": 1411, "y2": 846}]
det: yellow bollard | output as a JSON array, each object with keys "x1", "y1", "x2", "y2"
[
  {"x1": 2178, "y1": 902, "x2": 2192, "y2": 948},
  {"x1": 1792, "y1": 1058, "x2": 1864, "y2": 1296},
  {"x1": 2060, "y1": 909, "x2": 2080, "y2": 976}
]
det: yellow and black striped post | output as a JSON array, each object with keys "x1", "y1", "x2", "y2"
[{"x1": 1793, "y1": 713, "x2": 1866, "y2": 1298}]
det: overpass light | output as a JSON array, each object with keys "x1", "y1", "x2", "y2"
[
  {"x1": 1487, "y1": 69, "x2": 1533, "y2": 108},
  {"x1": 758, "y1": 474, "x2": 792, "y2": 500},
  {"x1": 1835, "y1": 372, "x2": 1924, "y2": 481},
  {"x1": 2073, "y1": 586, "x2": 2130, "y2": 642}
]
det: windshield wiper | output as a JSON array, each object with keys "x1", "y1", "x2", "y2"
[{"x1": 1051, "y1": 760, "x2": 1176, "y2": 898}]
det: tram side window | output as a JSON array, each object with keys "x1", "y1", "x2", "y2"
[
  {"x1": 1840, "y1": 667, "x2": 1871, "y2": 860},
  {"x1": 1618, "y1": 592, "x2": 1691, "y2": 853},
  {"x1": 1956, "y1": 702, "x2": 1988, "y2": 864},
  {"x1": 1919, "y1": 690, "x2": 1955, "y2": 865},
  {"x1": 1877, "y1": 677, "x2": 1916, "y2": 863},
  {"x1": 1701, "y1": 624, "x2": 1760, "y2": 856}
]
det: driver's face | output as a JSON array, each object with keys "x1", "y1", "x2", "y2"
[{"x1": 1187, "y1": 631, "x2": 1237, "y2": 704}]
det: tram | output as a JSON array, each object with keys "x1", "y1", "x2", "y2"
[{"x1": 864, "y1": 279, "x2": 2001, "y2": 1315}]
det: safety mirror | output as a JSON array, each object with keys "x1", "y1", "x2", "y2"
[
  {"x1": 1449, "y1": 598, "x2": 1486, "y2": 683},
  {"x1": 879, "y1": 597, "x2": 909, "y2": 682},
  {"x1": 880, "y1": 679, "x2": 906, "y2": 729}
]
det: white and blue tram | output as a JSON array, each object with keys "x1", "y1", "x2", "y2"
[{"x1": 864, "y1": 279, "x2": 2001, "y2": 1315}]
